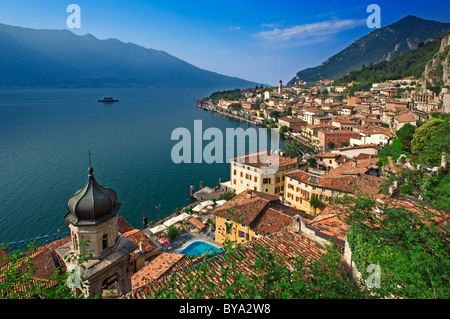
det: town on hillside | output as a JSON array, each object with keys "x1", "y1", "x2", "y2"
[{"x1": 3, "y1": 69, "x2": 447, "y2": 300}]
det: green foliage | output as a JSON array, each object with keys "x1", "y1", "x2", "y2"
[
  {"x1": 412, "y1": 117, "x2": 447, "y2": 166},
  {"x1": 149, "y1": 238, "x2": 370, "y2": 299},
  {"x1": 327, "y1": 141, "x2": 335, "y2": 149},
  {"x1": 209, "y1": 89, "x2": 242, "y2": 104},
  {"x1": 279, "y1": 125, "x2": 290, "y2": 134},
  {"x1": 334, "y1": 34, "x2": 444, "y2": 87},
  {"x1": 282, "y1": 140, "x2": 314, "y2": 158},
  {"x1": 340, "y1": 195, "x2": 450, "y2": 299},
  {"x1": 228, "y1": 103, "x2": 242, "y2": 111},
  {"x1": 306, "y1": 157, "x2": 317, "y2": 167},
  {"x1": 269, "y1": 110, "x2": 280, "y2": 119},
  {"x1": 166, "y1": 225, "x2": 184, "y2": 241},
  {"x1": 310, "y1": 196, "x2": 323, "y2": 214},
  {"x1": 396, "y1": 123, "x2": 416, "y2": 152},
  {"x1": 0, "y1": 241, "x2": 93, "y2": 299},
  {"x1": 218, "y1": 191, "x2": 236, "y2": 201},
  {"x1": 377, "y1": 138, "x2": 408, "y2": 166}
]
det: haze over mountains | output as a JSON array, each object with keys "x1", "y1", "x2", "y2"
[
  {"x1": 0, "y1": 23, "x2": 259, "y2": 89},
  {"x1": 288, "y1": 15, "x2": 450, "y2": 84}
]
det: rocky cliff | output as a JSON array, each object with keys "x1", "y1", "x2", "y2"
[{"x1": 418, "y1": 33, "x2": 450, "y2": 93}]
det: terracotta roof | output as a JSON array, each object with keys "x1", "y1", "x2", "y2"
[
  {"x1": 212, "y1": 189, "x2": 276, "y2": 226},
  {"x1": 123, "y1": 229, "x2": 325, "y2": 299},
  {"x1": 131, "y1": 252, "x2": 193, "y2": 289},
  {"x1": 188, "y1": 217, "x2": 206, "y2": 231},
  {"x1": 394, "y1": 113, "x2": 416, "y2": 123},
  {"x1": 278, "y1": 117, "x2": 307, "y2": 123},
  {"x1": 333, "y1": 144, "x2": 382, "y2": 151},
  {"x1": 310, "y1": 204, "x2": 349, "y2": 241},
  {"x1": 212, "y1": 189, "x2": 310, "y2": 234},
  {"x1": 123, "y1": 229, "x2": 160, "y2": 262},
  {"x1": 326, "y1": 157, "x2": 379, "y2": 177},
  {"x1": 118, "y1": 216, "x2": 135, "y2": 233},
  {"x1": 230, "y1": 151, "x2": 298, "y2": 169},
  {"x1": 0, "y1": 236, "x2": 71, "y2": 297},
  {"x1": 285, "y1": 169, "x2": 381, "y2": 195},
  {"x1": 375, "y1": 194, "x2": 449, "y2": 231}
]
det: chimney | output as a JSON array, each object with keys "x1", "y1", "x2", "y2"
[
  {"x1": 246, "y1": 192, "x2": 253, "y2": 199},
  {"x1": 352, "y1": 159, "x2": 357, "y2": 167},
  {"x1": 139, "y1": 242, "x2": 145, "y2": 254}
]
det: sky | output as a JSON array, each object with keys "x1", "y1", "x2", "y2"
[{"x1": 0, "y1": 0, "x2": 449, "y2": 86}]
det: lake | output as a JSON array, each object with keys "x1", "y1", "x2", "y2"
[{"x1": 0, "y1": 88, "x2": 287, "y2": 243}]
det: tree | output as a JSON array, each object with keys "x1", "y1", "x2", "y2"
[
  {"x1": 396, "y1": 123, "x2": 416, "y2": 152},
  {"x1": 310, "y1": 196, "x2": 322, "y2": 214},
  {"x1": 166, "y1": 225, "x2": 182, "y2": 241},
  {"x1": 307, "y1": 157, "x2": 317, "y2": 167},
  {"x1": 269, "y1": 110, "x2": 280, "y2": 119},
  {"x1": 327, "y1": 141, "x2": 335, "y2": 150},
  {"x1": 150, "y1": 238, "x2": 371, "y2": 299},
  {"x1": 218, "y1": 191, "x2": 236, "y2": 201},
  {"x1": 0, "y1": 241, "x2": 93, "y2": 299},
  {"x1": 279, "y1": 125, "x2": 290, "y2": 134},
  {"x1": 338, "y1": 194, "x2": 450, "y2": 299},
  {"x1": 412, "y1": 117, "x2": 446, "y2": 166}
]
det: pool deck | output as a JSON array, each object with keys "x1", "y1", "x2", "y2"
[{"x1": 171, "y1": 231, "x2": 222, "y2": 254}]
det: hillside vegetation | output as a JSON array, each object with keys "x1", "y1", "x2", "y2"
[{"x1": 333, "y1": 34, "x2": 447, "y2": 87}]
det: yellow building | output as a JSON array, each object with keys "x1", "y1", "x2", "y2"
[
  {"x1": 283, "y1": 159, "x2": 382, "y2": 216},
  {"x1": 222, "y1": 151, "x2": 298, "y2": 196},
  {"x1": 212, "y1": 189, "x2": 307, "y2": 245}
]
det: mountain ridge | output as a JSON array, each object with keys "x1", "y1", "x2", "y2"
[
  {"x1": 0, "y1": 23, "x2": 260, "y2": 89},
  {"x1": 288, "y1": 15, "x2": 450, "y2": 84}
]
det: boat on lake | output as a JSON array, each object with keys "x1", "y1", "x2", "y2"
[{"x1": 98, "y1": 97, "x2": 119, "y2": 103}]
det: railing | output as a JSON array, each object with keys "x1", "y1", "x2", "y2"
[{"x1": 1, "y1": 231, "x2": 70, "y2": 253}]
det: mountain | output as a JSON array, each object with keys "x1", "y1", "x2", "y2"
[
  {"x1": 333, "y1": 33, "x2": 447, "y2": 88},
  {"x1": 0, "y1": 23, "x2": 259, "y2": 89},
  {"x1": 418, "y1": 33, "x2": 450, "y2": 93},
  {"x1": 288, "y1": 15, "x2": 450, "y2": 84}
]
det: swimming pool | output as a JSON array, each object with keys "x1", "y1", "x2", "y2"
[{"x1": 179, "y1": 240, "x2": 222, "y2": 257}]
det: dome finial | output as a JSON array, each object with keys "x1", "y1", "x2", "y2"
[{"x1": 87, "y1": 150, "x2": 94, "y2": 175}]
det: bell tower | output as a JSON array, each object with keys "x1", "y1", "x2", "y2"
[{"x1": 56, "y1": 162, "x2": 137, "y2": 298}]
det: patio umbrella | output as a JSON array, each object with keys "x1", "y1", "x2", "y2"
[
  {"x1": 215, "y1": 200, "x2": 227, "y2": 206},
  {"x1": 173, "y1": 212, "x2": 190, "y2": 222},
  {"x1": 163, "y1": 217, "x2": 179, "y2": 228},
  {"x1": 149, "y1": 224, "x2": 167, "y2": 234},
  {"x1": 202, "y1": 200, "x2": 214, "y2": 207},
  {"x1": 158, "y1": 238, "x2": 168, "y2": 244}
]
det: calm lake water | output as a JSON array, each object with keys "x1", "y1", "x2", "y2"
[{"x1": 0, "y1": 88, "x2": 286, "y2": 243}]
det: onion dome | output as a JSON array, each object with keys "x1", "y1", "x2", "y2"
[{"x1": 65, "y1": 167, "x2": 120, "y2": 226}]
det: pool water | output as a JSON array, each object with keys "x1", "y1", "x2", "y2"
[{"x1": 179, "y1": 241, "x2": 222, "y2": 256}]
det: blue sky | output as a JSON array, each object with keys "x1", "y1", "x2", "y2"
[{"x1": 0, "y1": 0, "x2": 449, "y2": 85}]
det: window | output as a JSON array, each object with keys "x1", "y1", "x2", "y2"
[
  {"x1": 263, "y1": 178, "x2": 271, "y2": 184},
  {"x1": 239, "y1": 230, "x2": 247, "y2": 239},
  {"x1": 240, "y1": 172, "x2": 243, "y2": 177},
  {"x1": 102, "y1": 234, "x2": 108, "y2": 250},
  {"x1": 233, "y1": 169, "x2": 236, "y2": 176},
  {"x1": 254, "y1": 176, "x2": 257, "y2": 182}
]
